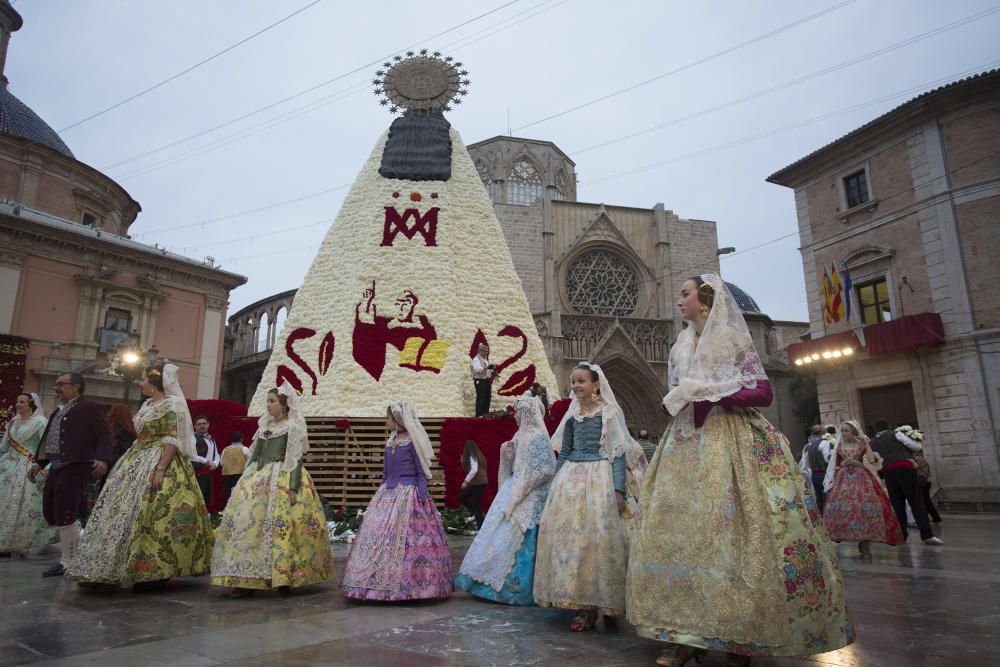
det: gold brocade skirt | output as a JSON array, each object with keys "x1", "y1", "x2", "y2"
[
  {"x1": 533, "y1": 459, "x2": 628, "y2": 615},
  {"x1": 626, "y1": 409, "x2": 853, "y2": 657}
]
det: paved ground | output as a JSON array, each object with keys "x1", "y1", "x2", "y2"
[{"x1": 0, "y1": 514, "x2": 996, "y2": 666}]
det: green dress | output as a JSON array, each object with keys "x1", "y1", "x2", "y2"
[
  {"x1": 68, "y1": 397, "x2": 214, "y2": 584},
  {"x1": 0, "y1": 416, "x2": 57, "y2": 551}
]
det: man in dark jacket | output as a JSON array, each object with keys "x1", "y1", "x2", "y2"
[
  {"x1": 29, "y1": 371, "x2": 113, "y2": 576},
  {"x1": 868, "y1": 418, "x2": 942, "y2": 546}
]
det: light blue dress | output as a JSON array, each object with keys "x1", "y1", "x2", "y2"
[{"x1": 456, "y1": 400, "x2": 555, "y2": 605}]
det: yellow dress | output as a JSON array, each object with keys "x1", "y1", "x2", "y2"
[
  {"x1": 68, "y1": 397, "x2": 214, "y2": 584},
  {"x1": 626, "y1": 409, "x2": 853, "y2": 657},
  {"x1": 211, "y1": 424, "x2": 334, "y2": 589}
]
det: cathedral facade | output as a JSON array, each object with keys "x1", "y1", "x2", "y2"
[{"x1": 467, "y1": 136, "x2": 807, "y2": 438}]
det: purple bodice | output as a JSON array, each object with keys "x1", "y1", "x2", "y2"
[{"x1": 383, "y1": 440, "x2": 429, "y2": 499}]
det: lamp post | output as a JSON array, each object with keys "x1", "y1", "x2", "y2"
[{"x1": 111, "y1": 342, "x2": 159, "y2": 404}]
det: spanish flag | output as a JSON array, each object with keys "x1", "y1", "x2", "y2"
[{"x1": 829, "y1": 263, "x2": 845, "y2": 323}]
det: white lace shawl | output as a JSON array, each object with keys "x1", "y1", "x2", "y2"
[
  {"x1": 501, "y1": 397, "x2": 556, "y2": 533},
  {"x1": 663, "y1": 274, "x2": 768, "y2": 437},
  {"x1": 257, "y1": 381, "x2": 309, "y2": 472}
]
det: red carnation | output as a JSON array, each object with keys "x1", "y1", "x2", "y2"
[
  {"x1": 335, "y1": 418, "x2": 352, "y2": 430},
  {"x1": 410, "y1": 192, "x2": 422, "y2": 202}
]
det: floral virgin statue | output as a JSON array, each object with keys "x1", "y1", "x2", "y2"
[{"x1": 626, "y1": 274, "x2": 853, "y2": 667}]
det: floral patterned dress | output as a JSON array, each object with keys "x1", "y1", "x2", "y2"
[
  {"x1": 627, "y1": 409, "x2": 854, "y2": 657},
  {"x1": 823, "y1": 439, "x2": 903, "y2": 545},
  {"x1": 0, "y1": 417, "x2": 57, "y2": 552},
  {"x1": 211, "y1": 423, "x2": 334, "y2": 590},
  {"x1": 68, "y1": 397, "x2": 214, "y2": 584}
]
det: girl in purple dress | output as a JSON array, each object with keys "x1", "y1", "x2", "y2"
[{"x1": 339, "y1": 400, "x2": 453, "y2": 600}]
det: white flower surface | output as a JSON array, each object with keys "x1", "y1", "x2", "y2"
[{"x1": 250, "y1": 128, "x2": 557, "y2": 416}]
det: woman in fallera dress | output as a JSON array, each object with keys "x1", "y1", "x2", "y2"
[
  {"x1": 455, "y1": 395, "x2": 556, "y2": 605},
  {"x1": 626, "y1": 275, "x2": 853, "y2": 667},
  {"x1": 68, "y1": 364, "x2": 213, "y2": 590},
  {"x1": 211, "y1": 382, "x2": 334, "y2": 597},
  {"x1": 0, "y1": 393, "x2": 57, "y2": 556},
  {"x1": 340, "y1": 399, "x2": 453, "y2": 601},
  {"x1": 822, "y1": 420, "x2": 903, "y2": 557},
  {"x1": 532, "y1": 362, "x2": 647, "y2": 631}
]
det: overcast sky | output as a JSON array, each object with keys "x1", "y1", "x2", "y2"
[{"x1": 8, "y1": 0, "x2": 999, "y2": 323}]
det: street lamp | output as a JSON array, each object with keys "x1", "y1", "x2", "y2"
[{"x1": 110, "y1": 342, "x2": 159, "y2": 404}]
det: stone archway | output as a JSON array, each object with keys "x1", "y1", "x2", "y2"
[{"x1": 597, "y1": 355, "x2": 667, "y2": 438}]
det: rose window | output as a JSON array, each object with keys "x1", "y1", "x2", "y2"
[{"x1": 565, "y1": 250, "x2": 640, "y2": 316}]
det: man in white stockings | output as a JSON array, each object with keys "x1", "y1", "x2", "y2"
[{"x1": 29, "y1": 372, "x2": 112, "y2": 577}]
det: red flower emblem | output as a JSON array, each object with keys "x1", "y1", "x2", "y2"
[{"x1": 410, "y1": 192, "x2": 422, "y2": 202}]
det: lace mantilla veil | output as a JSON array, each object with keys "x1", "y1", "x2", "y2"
[
  {"x1": 663, "y1": 273, "x2": 768, "y2": 436},
  {"x1": 162, "y1": 363, "x2": 197, "y2": 459},
  {"x1": 388, "y1": 399, "x2": 435, "y2": 479},
  {"x1": 257, "y1": 381, "x2": 310, "y2": 472},
  {"x1": 549, "y1": 362, "x2": 647, "y2": 480},
  {"x1": 504, "y1": 395, "x2": 556, "y2": 532}
]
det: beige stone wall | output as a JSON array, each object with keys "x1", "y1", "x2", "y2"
[
  {"x1": 941, "y1": 106, "x2": 1000, "y2": 188},
  {"x1": 494, "y1": 203, "x2": 545, "y2": 312},
  {"x1": 955, "y1": 196, "x2": 1000, "y2": 330}
]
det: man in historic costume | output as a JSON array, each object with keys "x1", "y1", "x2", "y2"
[
  {"x1": 192, "y1": 415, "x2": 221, "y2": 508},
  {"x1": 869, "y1": 418, "x2": 943, "y2": 546},
  {"x1": 799, "y1": 424, "x2": 831, "y2": 512},
  {"x1": 29, "y1": 371, "x2": 112, "y2": 577},
  {"x1": 471, "y1": 343, "x2": 494, "y2": 417}
]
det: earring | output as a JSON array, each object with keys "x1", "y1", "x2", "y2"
[
  {"x1": 700, "y1": 304, "x2": 709, "y2": 317},
  {"x1": 591, "y1": 391, "x2": 598, "y2": 401}
]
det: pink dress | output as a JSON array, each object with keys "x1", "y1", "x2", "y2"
[
  {"x1": 823, "y1": 439, "x2": 903, "y2": 545},
  {"x1": 339, "y1": 439, "x2": 453, "y2": 600}
]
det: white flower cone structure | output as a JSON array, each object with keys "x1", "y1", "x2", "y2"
[{"x1": 249, "y1": 126, "x2": 557, "y2": 417}]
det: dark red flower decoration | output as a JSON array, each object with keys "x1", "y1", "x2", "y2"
[
  {"x1": 392, "y1": 192, "x2": 400, "y2": 198},
  {"x1": 335, "y1": 418, "x2": 352, "y2": 430}
]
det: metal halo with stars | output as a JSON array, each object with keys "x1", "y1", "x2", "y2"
[{"x1": 373, "y1": 49, "x2": 470, "y2": 114}]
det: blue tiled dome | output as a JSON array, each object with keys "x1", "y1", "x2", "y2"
[
  {"x1": 0, "y1": 85, "x2": 74, "y2": 158},
  {"x1": 724, "y1": 281, "x2": 761, "y2": 314}
]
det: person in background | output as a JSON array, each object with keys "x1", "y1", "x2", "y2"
[
  {"x1": 192, "y1": 415, "x2": 221, "y2": 509},
  {"x1": 868, "y1": 418, "x2": 942, "y2": 546},
  {"x1": 220, "y1": 431, "x2": 251, "y2": 504},
  {"x1": 471, "y1": 344, "x2": 495, "y2": 417},
  {"x1": 459, "y1": 439, "x2": 489, "y2": 529},
  {"x1": 106, "y1": 404, "x2": 137, "y2": 468},
  {"x1": 531, "y1": 382, "x2": 549, "y2": 414},
  {"x1": 798, "y1": 424, "x2": 831, "y2": 512},
  {"x1": 635, "y1": 429, "x2": 657, "y2": 462}
]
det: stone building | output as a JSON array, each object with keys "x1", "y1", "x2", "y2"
[
  {"x1": 468, "y1": 135, "x2": 808, "y2": 439},
  {"x1": 222, "y1": 135, "x2": 810, "y2": 441},
  {"x1": 767, "y1": 69, "x2": 1000, "y2": 510},
  {"x1": 0, "y1": 1, "x2": 246, "y2": 411}
]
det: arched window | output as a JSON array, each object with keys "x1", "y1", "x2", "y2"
[
  {"x1": 475, "y1": 160, "x2": 497, "y2": 201},
  {"x1": 554, "y1": 168, "x2": 571, "y2": 201},
  {"x1": 273, "y1": 306, "x2": 288, "y2": 343},
  {"x1": 507, "y1": 158, "x2": 544, "y2": 206},
  {"x1": 565, "y1": 249, "x2": 640, "y2": 316},
  {"x1": 257, "y1": 312, "x2": 270, "y2": 352},
  {"x1": 245, "y1": 317, "x2": 255, "y2": 355}
]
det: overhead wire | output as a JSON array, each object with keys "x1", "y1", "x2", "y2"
[
  {"x1": 133, "y1": 2, "x2": 998, "y2": 240},
  {"x1": 59, "y1": 0, "x2": 327, "y2": 132},
  {"x1": 570, "y1": 4, "x2": 1000, "y2": 156},
  {"x1": 112, "y1": 0, "x2": 567, "y2": 182},
  {"x1": 100, "y1": 0, "x2": 527, "y2": 174},
  {"x1": 511, "y1": 0, "x2": 860, "y2": 132}
]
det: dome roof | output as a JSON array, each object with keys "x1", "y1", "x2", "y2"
[
  {"x1": 724, "y1": 281, "x2": 761, "y2": 314},
  {"x1": 0, "y1": 85, "x2": 74, "y2": 158}
]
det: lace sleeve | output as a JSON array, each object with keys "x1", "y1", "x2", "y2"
[{"x1": 498, "y1": 441, "x2": 515, "y2": 482}]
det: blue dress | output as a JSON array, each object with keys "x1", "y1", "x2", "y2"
[{"x1": 455, "y1": 406, "x2": 555, "y2": 606}]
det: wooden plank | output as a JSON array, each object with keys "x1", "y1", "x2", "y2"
[{"x1": 304, "y1": 417, "x2": 447, "y2": 508}]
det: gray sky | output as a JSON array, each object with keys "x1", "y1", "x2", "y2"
[{"x1": 8, "y1": 0, "x2": 1000, "y2": 323}]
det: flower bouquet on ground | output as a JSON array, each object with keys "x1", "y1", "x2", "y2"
[
  {"x1": 328, "y1": 507, "x2": 365, "y2": 543},
  {"x1": 440, "y1": 507, "x2": 478, "y2": 536}
]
